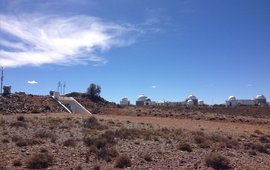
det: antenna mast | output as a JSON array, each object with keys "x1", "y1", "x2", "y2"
[
  {"x1": 0, "y1": 67, "x2": 3, "y2": 95},
  {"x1": 63, "y1": 82, "x2": 66, "y2": 95}
]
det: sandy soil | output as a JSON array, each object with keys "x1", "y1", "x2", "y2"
[{"x1": 96, "y1": 114, "x2": 270, "y2": 135}]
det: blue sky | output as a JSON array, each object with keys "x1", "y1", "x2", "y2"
[{"x1": 0, "y1": 0, "x2": 269, "y2": 104}]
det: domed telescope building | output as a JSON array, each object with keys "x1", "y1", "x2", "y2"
[
  {"x1": 255, "y1": 95, "x2": 267, "y2": 105},
  {"x1": 120, "y1": 97, "x2": 130, "y2": 106},
  {"x1": 136, "y1": 94, "x2": 156, "y2": 106},
  {"x1": 186, "y1": 95, "x2": 198, "y2": 105},
  {"x1": 226, "y1": 94, "x2": 267, "y2": 107}
]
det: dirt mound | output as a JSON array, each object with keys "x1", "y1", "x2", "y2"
[{"x1": 0, "y1": 94, "x2": 67, "y2": 114}]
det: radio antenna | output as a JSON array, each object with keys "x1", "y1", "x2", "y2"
[{"x1": 0, "y1": 67, "x2": 3, "y2": 95}]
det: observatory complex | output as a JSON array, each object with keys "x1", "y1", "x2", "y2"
[
  {"x1": 226, "y1": 94, "x2": 267, "y2": 107},
  {"x1": 119, "y1": 94, "x2": 204, "y2": 106}
]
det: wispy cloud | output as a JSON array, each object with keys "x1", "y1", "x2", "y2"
[
  {"x1": 247, "y1": 84, "x2": 253, "y2": 87},
  {"x1": 151, "y1": 85, "x2": 156, "y2": 89},
  {"x1": 27, "y1": 80, "x2": 38, "y2": 84},
  {"x1": 0, "y1": 15, "x2": 139, "y2": 67}
]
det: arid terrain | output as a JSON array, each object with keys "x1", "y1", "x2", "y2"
[{"x1": 0, "y1": 94, "x2": 270, "y2": 169}]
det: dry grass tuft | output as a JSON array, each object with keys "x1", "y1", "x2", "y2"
[
  {"x1": 34, "y1": 129, "x2": 53, "y2": 139},
  {"x1": 83, "y1": 116, "x2": 107, "y2": 130},
  {"x1": 259, "y1": 136, "x2": 270, "y2": 143},
  {"x1": 26, "y1": 151, "x2": 53, "y2": 169},
  {"x1": 97, "y1": 147, "x2": 119, "y2": 162},
  {"x1": 178, "y1": 142, "x2": 192, "y2": 152},
  {"x1": 63, "y1": 138, "x2": 77, "y2": 147},
  {"x1": 205, "y1": 152, "x2": 230, "y2": 170},
  {"x1": 17, "y1": 115, "x2": 26, "y2": 122},
  {"x1": 115, "y1": 154, "x2": 132, "y2": 168},
  {"x1": 9, "y1": 121, "x2": 27, "y2": 128},
  {"x1": 13, "y1": 160, "x2": 22, "y2": 167}
]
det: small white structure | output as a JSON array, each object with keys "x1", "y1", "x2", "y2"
[
  {"x1": 187, "y1": 99, "x2": 194, "y2": 106},
  {"x1": 120, "y1": 97, "x2": 130, "y2": 106},
  {"x1": 186, "y1": 95, "x2": 198, "y2": 105},
  {"x1": 198, "y1": 100, "x2": 204, "y2": 105}
]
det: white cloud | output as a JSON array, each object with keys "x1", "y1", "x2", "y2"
[
  {"x1": 0, "y1": 15, "x2": 139, "y2": 67},
  {"x1": 151, "y1": 85, "x2": 156, "y2": 89},
  {"x1": 27, "y1": 80, "x2": 38, "y2": 84}
]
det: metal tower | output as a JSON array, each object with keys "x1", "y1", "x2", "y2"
[{"x1": 0, "y1": 67, "x2": 3, "y2": 95}]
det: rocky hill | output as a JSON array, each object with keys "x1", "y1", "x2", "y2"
[{"x1": 0, "y1": 94, "x2": 67, "y2": 114}]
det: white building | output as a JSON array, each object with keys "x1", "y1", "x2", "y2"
[
  {"x1": 136, "y1": 94, "x2": 156, "y2": 106},
  {"x1": 198, "y1": 100, "x2": 204, "y2": 105},
  {"x1": 120, "y1": 97, "x2": 130, "y2": 106},
  {"x1": 186, "y1": 95, "x2": 198, "y2": 105},
  {"x1": 226, "y1": 94, "x2": 267, "y2": 107}
]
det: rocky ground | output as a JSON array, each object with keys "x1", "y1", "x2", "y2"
[
  {"x1": 0, "y1": 95, "x2": 270, "y2": 169},
  {"x1": 0, "y1": 94, "x2": 67, "y2": 114},
  {"x1": 0, "y1": 113, "x2": 270, "y2": 169}
]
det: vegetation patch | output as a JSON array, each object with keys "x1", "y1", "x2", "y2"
[
  {"x1": 178, "y1": 142, "x2": 192, "y2": 152},
  {"x1": 26, "y1": 151, "x2": 53, "y2": 169},
  {"x1": 115, "y1": 154, "x2": 132, "y2": 168},
  {"x1": 205, "y1": 152, "x2": 230, "y2": 170}
]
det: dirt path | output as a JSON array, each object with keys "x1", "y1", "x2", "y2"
[
  {"x1": 6, "y1": 113, "x2": 270, "y2": 135},
  {"x1": 96, "y1": 115, "x2": 270, "y2": 135}
]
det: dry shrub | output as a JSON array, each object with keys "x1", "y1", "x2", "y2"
[
  {"x1": 26, "y1": 152, "x2": 53, "y2": 169},
  {"x1": 142, "y1": 153, "x2": 153, "y2": 162},
  {"x1": 2, "y1": 138, "x2": 9, "y2": 143},
  {"x1": 194, "y1": 135, "x2": 206, "y2": 144},
  {"x1": 115, "y1": 154, "x2": 132, "y2": 168},
  {"x1": 210, "y1": 134, "x2": 227, "y2": 143},
  {"x1": 17, "y1": 115, "x2": 25, "y2": 122},
  {"x1": 178, "y1": 142, "x2": 192, "y2": 152},
  {"x1": 9, "y1": 121, "x2": 27, "y2": 128},
  {"x1": 94, "y1": 138, "x2": 107, "y2": 149},
  {"x1": 16, "y1": 138, "x2": 43, "y2": 147},
  {"x1": 101, "y1": 130, "x2": 117, "y2": 144},
  {"x1": 88, "y1": 145, "x2": 98, "y2": 154},
  {"x1": 114, "y1": 128, "x2": 137, "y2": 140},
  {"x1": 83, "y1": 137, "x2": 95, "y2": 146},
  {"x1": 97, "y1": 147, "x2": 119, "y2": 162},
  {"x1": 225, "y1": 139, "x2": 239, "y2": 149},
  {"x1": 63, "y1": 138, "x2": 77, "y2": 147},
  {"x1": 34, "y1": 129, "x2": 53, "y2": 139},
  {"x1": 259, "y1": 136, "x2": 270, "y2": 143},
  {"x1": 254, "y1": 129, "x2": 264, "y2": 135},
  {"x1": 83, "y1": 117, "x2": 106, "y2": 130},
  {"x1": 93, "y1": 165, "x2": 101, "y2": 170},
  {"x1": 252, "y1": 143, "x2": 269, "y2": 154},
  {"x1": 13, "y1": 160, "x2": 22, "y2": 167},
  {"x1": 31, "y1": 108, "x2": 41, "y2": 113},
  {"x1": 205, "y1": 152, "x2": 230, "y2": 170},
  {"x1": 244, "y1": 142, "x2": 269, "y2": 154}
]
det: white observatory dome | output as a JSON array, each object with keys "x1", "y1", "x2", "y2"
[
  {"x1": 255, "y1": 94, "x2": 266, "y2": 100},
  {"x1": 228, "y1": 96, "x2": 236, "y2": 101},
  {"x1": 198, "y1": 100, "x2": 204, "y2": 105},
  {"x1": 187, "y1": 99, "x2": 194, "y2": 105},
  {"x1": 121, "y1": 97, "x2": 129, "y2": 102},
  {"x1": 187, "y1": 95, "x2": 197, "y2": 100},
  {"x1": 137, "y1": 94, "x2": 148, "y2": 102}
]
